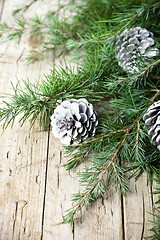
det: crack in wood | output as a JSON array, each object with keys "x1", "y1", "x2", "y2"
[
  {"x1": 72, "y1": 220, "x2": 75, "y2": 240},
  {"x1": 150, "y1": 182, "x2": 155, "y2": 220},
  {"x1": 41, "y1": 125, "x2": 51, "y2": 240},
  {"x1": 12, "y1": 201, "x2": 18, "y2": 240},
  {"x1": 57, "y1": 150, "x2": 62, "y2": 189},
  {"x1": 0, "y1": 0, "x2": 5, "y2": 21},
  {"x1": 140, "y1": 194, "x2": 145, "y2": 240},
  {"x1": 121, "y1": 193, "x2": 125, "y2": 240},
  {"x1": 9, "y1": 168, "x2": 12, "y2": 176},
  {"x1": 60, "y1": 150, "x2": 62, "y2": 164},
  {"x1": 7, "y1": 150, "x2": 9, "y2": 159},
  {"x1": 57, "y1": 167, "x2": 60, "y2": 189}
]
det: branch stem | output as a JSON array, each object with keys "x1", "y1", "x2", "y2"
[
  {"x1": 136, "y1": 120, "x2": 140, "y2": 150},
  {"x1": 76, "y1": 129, "x2": 128, "y2": 147},
  {"x1": 116, "y1": 59, "x2": 160, "y2": 84},
  {"x1": 114, "y1": 2, "x2": 160, "y2": 37}
]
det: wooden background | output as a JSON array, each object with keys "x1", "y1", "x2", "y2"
[{"x1": 0, "y1": 0, "x2": 158, "y2": 239}]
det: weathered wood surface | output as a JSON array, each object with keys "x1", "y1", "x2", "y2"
[{"x1": 0, "y1": 1, "x2": 158, "y2": 239}]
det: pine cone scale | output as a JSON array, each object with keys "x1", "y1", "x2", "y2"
[{"x1": 143, "y1": 101, "x2": 160, "y2": 149}]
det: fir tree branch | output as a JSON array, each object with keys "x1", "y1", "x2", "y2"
[
  {"x1": 63, "y1": 125, "x2": 134, "y2": 223},
  {"x1": 71, "y1": 182, "x2": 99, "y2": 217},
  {"x1": 114, "y1": 2, "x2": 160, "y2": 37}
]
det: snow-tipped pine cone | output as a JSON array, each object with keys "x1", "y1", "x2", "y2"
[
  {"x1": 143, "y1": 100, "x2": 160, "y2": 149},
  {"x1": 50, "y1": 98, "x2": 98, "y2": 145},
  {"x1": 115, "y1": 27, "x2": 159, "y2": 73}
]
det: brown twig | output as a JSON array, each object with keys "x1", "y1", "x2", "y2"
[
  {"x1": 114, "y1": 14, "x2": 138, "y2": 37},
  {"x1": 136, "y1": 120, "x2": 140, "y2": 150},
  {"x1": 76, "y1": 129, "x2": 128, "y2": 147},
  {"x1": 112, "y1": 162, "x2": 122, "y2": 184},
  {"x1": 71, "y1": 156, "x2": 114, "y2": 216},
  {"x1": 151, "y1": 149, "x2": 159, "y2": 156},
  {"x1": 116, "y1": 59, "x2": 160, "y2": 84},
  {"x1": 71, "y1": 183, "x2": 98, "y2": 215},
  {"x1": 150, "y1": 89, "x2": 160, "y2": 93},
  {"x1": 74, "y1": 150, "x2": 89, "y2": 163},
  {"x1": 150, "y1": 89, "x2": 160, "y2": 104},
  {"x1": 137, "y1": 59, "x2": 160, "y2": 78},
  {"x1": 76, "y1": 40, "x2": 101, "y2": 46},
  {"x1": 149, "y1": 2, "x2": 160, "y2": 8}
]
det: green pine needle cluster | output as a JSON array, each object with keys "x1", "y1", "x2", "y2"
[{"x1": 0, "y1": 0, "x2": 160, "y2": 237}]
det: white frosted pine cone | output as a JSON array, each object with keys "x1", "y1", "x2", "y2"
[
  {"x1": 50, "y1": 98, "x2": 98, "y2": 145},
  {"x1": 143, "y1": 100, "x2": 160, "y2": 150},
  {"x1": 115, "y1": 27, "x2": 159, "y2": 73}
]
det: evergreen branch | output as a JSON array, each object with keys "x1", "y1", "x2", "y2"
[
  {"x1": 71, "y1": 182, "x2": 99, "y2": 217},
  {"x1": 64, "y1": 149, "x2": 90, "y2": 170},
  {"x1": 0, "y1": 0, "x2": 160, "y2": 233},
  {"x1": 63, "y1": 127, "x2": 133, "y2": 224},
  {"x1": 75, "y1": 122, "x2": 136, "y2": 148},
  {"x1": 73, "y1": 150, "x2": 89, "y2": 164},
  {"x1": 114, "y1": 2, "x2": 160, "y2": 37},
  {"x1": 63, "y1": 161, "x2": 111, "y2": 224}
]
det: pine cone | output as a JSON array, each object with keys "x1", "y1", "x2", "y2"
[
  {"x1": 115, "y1": 27, "x2": 159, "y2": 73},
  {"x1": 143, "y1": 100, "x2": 160, "y2": 149},
  {"x1": 50, "y1": 98, "x2": 98, "y2": 145}
]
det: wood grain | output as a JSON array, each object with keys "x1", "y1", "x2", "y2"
[{"x1": 0, "y1": 0, "x2": 158, "y2": 239}]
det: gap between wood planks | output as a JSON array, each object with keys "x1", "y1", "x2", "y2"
[
  {"x1": 41, "y1": 124, "x2": 51, "y2": 240},
  {"x1": 121, "y1": 194, "x2": 125, "y2": 240}
]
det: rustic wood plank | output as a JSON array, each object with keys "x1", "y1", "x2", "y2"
[
  {"x1": 42, "y1": 136, "x2": 123, "y2": 240},
  {"x1": 123, "y1": 173, "x2": 156, "y2": 239},
  {"x1": 73, "y1": 189, "x2": 123, "y2": 240},
  {"x1": 39, "y1": 138, "x2": 75, "y2": 240},
  {"x1": 0, "y1": 0, "x2": 53, "y2": 239},
  {"x1": 0, "y1": 120, "x2": 49, "y2": 239}
]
